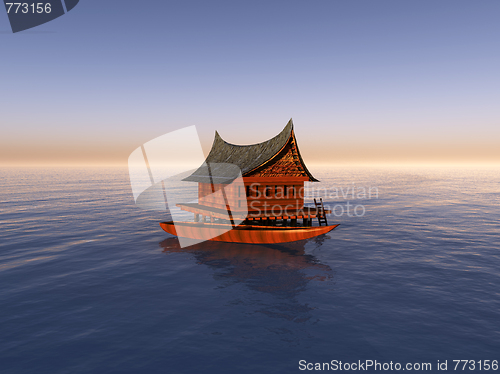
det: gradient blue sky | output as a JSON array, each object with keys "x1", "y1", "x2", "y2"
[{"x1": 1, "y1": 0, "x2": 499, "y2": 165}]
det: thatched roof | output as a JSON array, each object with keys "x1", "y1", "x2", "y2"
[{"x1": 183, "y1": 119, "x2": 318, "y2": 183}]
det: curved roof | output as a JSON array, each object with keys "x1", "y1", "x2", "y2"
[{"x1": 184, "y1": 119, "x2": 318, "y2": 183}]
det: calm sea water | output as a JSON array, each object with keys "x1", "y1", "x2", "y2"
[{"x1": 1, "y1": 166, "x2": 499, "y2": 374}]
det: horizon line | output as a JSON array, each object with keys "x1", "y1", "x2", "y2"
[{"x1": 1, "y1": 161, "x2": 500, "y2": 168}]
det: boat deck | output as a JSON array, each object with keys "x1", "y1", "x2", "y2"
[{"x1": 176, "y1": 203, "x2": 330, "y2": 221}]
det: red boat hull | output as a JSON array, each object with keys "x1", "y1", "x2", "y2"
[{"x1": 159, "y1": 221, "x2": 339, "y2": 244}]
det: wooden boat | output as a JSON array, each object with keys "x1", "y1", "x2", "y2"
[
  {"x1": 160, "y1": 221, "x2": 339, "y2": 244},
  {"x1": 157, "y1": 120, "x2": 339, "y2": 245}
]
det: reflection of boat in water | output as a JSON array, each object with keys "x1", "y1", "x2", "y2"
[
  {"x1": 160, "y1": 221, "x2": 339, "y2": 244},
  {"x1": 160, "y1": 237, "x2": 334, "y2": 282},
  {"x1": 159, "y1": 120, "x2": 339, "y2": 245},
  {"x1": 160, "y1": 237, "x2": 334, "y2": 322}
]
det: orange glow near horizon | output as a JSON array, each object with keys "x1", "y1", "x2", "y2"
[{"x1": 1, "y1": 126, "x2": 499, "y2": 168}]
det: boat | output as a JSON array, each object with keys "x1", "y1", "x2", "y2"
[
  {"x1": 160, "y1": 221, "x2": 339, "y2": 244},
  {"x1": 157, "y1": 119, "x2": 338, "y2": 246}
]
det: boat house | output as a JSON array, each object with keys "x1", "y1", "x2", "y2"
[{"x1": 178, "y1": 119, "x2": 326, "y2": 226}]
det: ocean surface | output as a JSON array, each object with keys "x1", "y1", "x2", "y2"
[{"x1": 1, "y1": 166, "x2": 499, "y2": 374}]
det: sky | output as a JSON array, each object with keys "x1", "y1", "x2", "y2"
[{"x1": 1, "y1": 0, "x2": 499, "y2": 166}]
